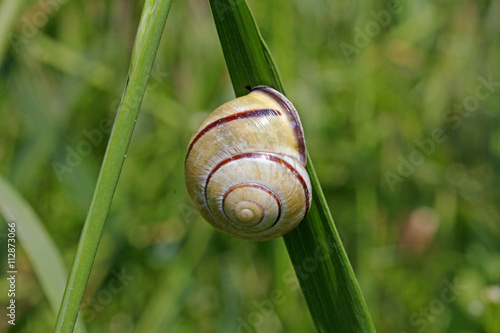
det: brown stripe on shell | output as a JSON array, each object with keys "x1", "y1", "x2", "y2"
[
  {"x1": 205, "y1": 152, "x2": 310, "y2": 214},
  {"x1": 222, "y1": 183, "x2": 282, "y2": 226},
  {"x1": 185, "y1": 109, "x2": 282, "y2": 161},
  {"x1": 252, "y1": 86, "x2": 307, "y2": 166}
]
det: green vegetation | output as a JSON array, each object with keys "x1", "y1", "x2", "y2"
[
  {"x1": 53, "y1": 0, "x2": 173, "y2": 331},
  {"x1": 1, "y1": 0, "x2": 499, "y2": 332},
  {"x1": 209, "y1": 0, "x2": 374, "y2": 331}
]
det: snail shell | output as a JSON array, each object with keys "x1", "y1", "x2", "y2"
[{"x1": 185, "y1": 86, "x2": 311, "y2": 241}]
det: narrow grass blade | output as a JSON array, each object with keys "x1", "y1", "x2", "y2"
[
  {"x1": 53, "y1": 0, "x2": 173, "y2": 331},
  {"x1": 0, "y1": 176, "x2": 86, "y2": 332},
  {"x1": 209, "y1": 0, "x2": 376, "y2": 331},
  {"x1": 209, "y1": 0, "x2": 283, "y2": 96}
]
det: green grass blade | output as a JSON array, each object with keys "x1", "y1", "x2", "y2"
[
  {"x1": 210, "y1": 0, "x2": 283, "y2": 96},
  {"x1": 0, "y1": 176, "x2": 86, "y2": 332},
  {"x1": 53, "y1": 0, "x2": 173, "y2": 331},
  {"x1": 208, "y1": 0, "x2": 376, "y2": 331},
  {"x1": 283, "y1": 167, "x2": 376, "y2": 332}
]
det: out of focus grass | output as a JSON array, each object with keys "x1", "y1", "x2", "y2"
[{"x1": 0, "y1": 0, "x2": 499, "y2": 332}]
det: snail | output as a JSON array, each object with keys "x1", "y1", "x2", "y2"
[{"x1": 185, "y1": 86, "x2": 311, "y2": 241}]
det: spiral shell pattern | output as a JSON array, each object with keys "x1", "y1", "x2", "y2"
[{"x1": 185, "y1": 86, "x2": 311, "y2": 241}]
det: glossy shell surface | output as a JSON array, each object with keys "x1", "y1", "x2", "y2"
[{"x1": 185, "y1": 86, "x2": 311, "y2": 241}]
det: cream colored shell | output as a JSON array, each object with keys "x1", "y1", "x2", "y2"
[{"x1": 185, "y1": 86, "x2": 311, "y2": 241}]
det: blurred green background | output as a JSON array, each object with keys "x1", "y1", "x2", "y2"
[{"x1": 1, "y1": 0, "x2": 499, "y2": 332}]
